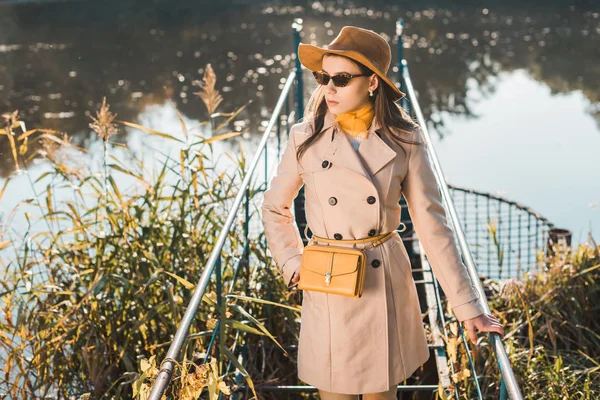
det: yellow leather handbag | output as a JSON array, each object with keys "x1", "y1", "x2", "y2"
[{"x1": 298, "y1": 230, "x2": 395, "y2": 298}]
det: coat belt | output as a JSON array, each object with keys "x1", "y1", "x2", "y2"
[{"x1": 310, "y1": 230, "x2": 395, "y2": 248}]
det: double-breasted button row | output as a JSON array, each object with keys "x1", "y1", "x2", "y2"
[
  {"x1": 334, "y1": 233, "x2": 343, "y2": 240},
  {"x1": 368, "y1": 229, "x2": 377, "y2": 236},
  {"x1": 329, "y1": 196, "x2": 376, "y2": 207},
  {"x1": 323, "y1": 195, "x2": 376, "y2": 209},
  {"x1": 322, "y1": 160, "x2": 331, "y2": 168},
  {"x1": 371, "y1": 259, "x2": 381, "y2": 268}
]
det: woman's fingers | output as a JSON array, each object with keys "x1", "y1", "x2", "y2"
[
  {"x1": 485, "y1": 323, "x2": 504, "y2": 337},
  {"x1": 465, "y1": 315, "x2": 505, "y2": 345},
  {"x1": 476, "y1": 324, "x2": 504, "y2": 339},
  {"x1": 468, "y1": 327, "x2": 478, "y2": 345},
  {"x1": 292, "y1": 269, "x2": 300, "y2": 283}
]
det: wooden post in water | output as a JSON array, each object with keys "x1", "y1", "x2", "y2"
[{"x1": 546, "y1": 227, "x2": 572, "y2": 263}]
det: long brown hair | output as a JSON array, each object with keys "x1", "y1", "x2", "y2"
[{"x1": 296, "y1": 53, "x2": 423, "y2": 163}]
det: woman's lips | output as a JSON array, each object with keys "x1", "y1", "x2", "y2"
[{"x1": 327, "y1": 100, "x2": 338, "y2": 105}]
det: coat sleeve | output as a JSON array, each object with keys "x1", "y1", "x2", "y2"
[
  {"x1": 260, "y1": 126, "x2": 304, "y2": 289},
  {"x1": 401, "y1": 132, "x2": 486, "y2": 322}
]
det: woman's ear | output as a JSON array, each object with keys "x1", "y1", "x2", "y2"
[{"x1": 369, "y1": 75, "x2": 379, "y2": 92}]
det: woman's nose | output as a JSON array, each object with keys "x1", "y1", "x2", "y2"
[{"x1": 325, "y1": 80, "x2": 336, "y2": 94}]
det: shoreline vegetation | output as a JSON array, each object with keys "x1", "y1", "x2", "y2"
[{"x1": 1, "y1": 65, "x2": 598, "y2": 399}]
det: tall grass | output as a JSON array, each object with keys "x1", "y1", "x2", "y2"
[
  {"x1": 441, "y1": 239, "x2": 600, "y2": 399},
  {"x1": 0, "y1": 64, "x2": 303, "y2": 399}
]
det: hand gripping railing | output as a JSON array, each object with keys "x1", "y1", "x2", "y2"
[
  {"x1": 400, "y1": 58, "x2": 524, "y2": 400},
  {"x1": 147, "y1": 69, "x2": 297, "y2": 399}
]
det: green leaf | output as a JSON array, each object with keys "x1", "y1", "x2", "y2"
[
  {"x1": 33, "y1": 171, "x2": 53, "y2": 184},
  {"x1": 224, "y1": 294, "x2": 301, "y2": 312},
  {"x1": 163, "y1": 271, "x2": 195, "y2": 290},
  {"x1": 117, "y1": 120, "x2": 184, "y2": 143},
  {"x1": 108, "y1": 175, "x2": 123, "y2": 206},
  {"x1": 173, "y1": 102, "x2": 188, "y2": 142},
  {"x1": 46, "y1": 184, "x2": 53, "y2": 215},
  {"x1": 202, "y1": 293, "x2": 217, "y2": 307},
  {"x1": 108, "y1": 164, "x2": 151, "y2": 190},
  {"x1": 0, "y1": 178, "x2": 9, "y2": 202},
  {"x1": 203, "y1": 130, "x2": 245, "y2": 144},
  {"x1": 140, "y1": 355, "x2": 156, "y2": 373},
  {"x1": 231, "y1": 304, "x2": 288, "y2": 356},
  {"x1": 224, "y1": 320, "x2": 265, "y2": 336},
  {"x1": 221, "y1": 346, "x2": 258, "y2": 399},
  {"x1": 213, "y1": 102, "x2": 250, "y2": 132}
]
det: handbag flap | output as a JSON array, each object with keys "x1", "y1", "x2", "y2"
[{"x1": 301, "y1": 245, "x2": 363, "y2": 277}]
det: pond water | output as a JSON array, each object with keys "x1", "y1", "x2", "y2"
[{"x1": 1, "y1": 0, "x2": 598, "y2": 250}]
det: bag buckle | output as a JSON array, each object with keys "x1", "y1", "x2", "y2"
[{"x1": 325, "y1": 262, "x2": 333, "y2": 285}]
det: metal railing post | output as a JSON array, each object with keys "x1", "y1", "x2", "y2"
[
  {"x1": 216, "y1": 254, "x2": 223, "y2": 375},
  {"x1": 292, "y1": 18, "x2": 308, "y2": 243},
  {"x1": 396, "y1": 18, "x2": 410, "y2": 112},
  {"x1": 293, "y1": 18, "x2": 304, "y2": 119}
]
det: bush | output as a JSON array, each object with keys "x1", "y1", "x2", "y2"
[{"x1": 445, "y1": 240, "x2": 600, "y2": 399}]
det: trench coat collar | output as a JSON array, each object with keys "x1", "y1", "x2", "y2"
[{"x1": 320, "y1": 107, "x2": 397, "y2": 179}]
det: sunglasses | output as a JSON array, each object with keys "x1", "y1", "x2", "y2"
[{"x1": 312, "y1": 70, "x2": 372, "y2": 88}]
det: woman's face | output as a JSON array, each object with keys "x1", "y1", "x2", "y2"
[{"x1": 320, "y1": 54, "x2": 379, "y2": 115}]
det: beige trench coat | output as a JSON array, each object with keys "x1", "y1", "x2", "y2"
[{"x1": 260, "y1": 106, "x2": 486, "y2": 394}]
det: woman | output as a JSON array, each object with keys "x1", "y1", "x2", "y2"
[{"x1": 261, "y1": 26, "x2": 504, "y2": 400}]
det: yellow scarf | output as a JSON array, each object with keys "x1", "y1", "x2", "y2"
[{"x1": 334, "y1": 102, "x2": 375, "y2": 139}]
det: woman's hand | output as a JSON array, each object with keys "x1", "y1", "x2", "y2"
[
  {"x1": 463, "y1": 313, "x2": 504, "y2": 345},
  {"x1": 291, "y1": 267, "x2": 301, "y2": 285}
]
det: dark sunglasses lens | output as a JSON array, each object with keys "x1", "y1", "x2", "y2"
[
  {"x1": 313, "y1": 71, "x2": 330, "y2": 85},
  {"x1": 331, "y1": 74, "x2": 352, "y2": 87}
]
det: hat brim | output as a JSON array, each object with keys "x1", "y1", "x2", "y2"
[{"x1": 298, "y1": 43, "x2": 406, "y2": 102}]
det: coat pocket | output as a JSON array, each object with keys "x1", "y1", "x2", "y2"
[{"x1": 387, "y1": 236, "x2": 413, "y2": 283}]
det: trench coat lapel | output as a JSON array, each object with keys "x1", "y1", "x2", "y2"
[{"x1": 321, "y1": 108, "x2": 397, "y2": 181}]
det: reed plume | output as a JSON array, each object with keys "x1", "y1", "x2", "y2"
[
  {"x1": 89, "y1": 97, "x2": 118, "y2": 141},
  {"x1": 1, "y1": 110, "x2": 19, "y2": 130},
  {"x1": 193, "y1": 63, "x2": 224, "y2": 115}
]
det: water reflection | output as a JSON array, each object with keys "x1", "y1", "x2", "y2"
[
  {"x1": 1, "y1": 1, "x2": 599, "y2": 244},
  {"x1": 0, "y1": 1, "x2": 598, "y2": 177}
]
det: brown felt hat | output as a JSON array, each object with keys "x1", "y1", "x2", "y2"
[{"x1": 298, "y1": 26, "x2": 406, "y2": 101}]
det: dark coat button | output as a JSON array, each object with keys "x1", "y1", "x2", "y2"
[
  {"x1": 367, "y1": 196, "x2": 376, "y2": 204},
  {"x1": 334, "y1": 233, "x2": 343, "y2": 240},
  {"x1": 328, "y1": 197, "x2": 337, "y2": 206},
  {"x1": 371, "y1": 259, "x2": 381, "y2": 268},
  {"x1": 368, "y1": 229, "x2": 377, "y2": 236},
  {"x1": 322, "y1": 160, "x2": 330, "y2": 168}
]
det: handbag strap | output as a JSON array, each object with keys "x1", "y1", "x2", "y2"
[{"x1": 304, "y1": 224, "x2": 314, "y2": 244}]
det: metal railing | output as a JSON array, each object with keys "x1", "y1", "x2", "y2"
[
  {"x1": 147, "y1": 69, "x2": 299, "y2": 400},
  {"x1": 447, "y1": 184, "x2": 554, "y2": 279},
  {"x1": 399, "y1": 21, "x2": 524, "y2": 397}
]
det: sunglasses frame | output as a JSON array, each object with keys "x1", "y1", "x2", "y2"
[{"x1": 312, "y1": 70, "x2": 373, "y2": 88}]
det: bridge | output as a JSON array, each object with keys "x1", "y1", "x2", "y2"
[{"x1": 145, "y1": 18, "x2": 560, "y2": 400}]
